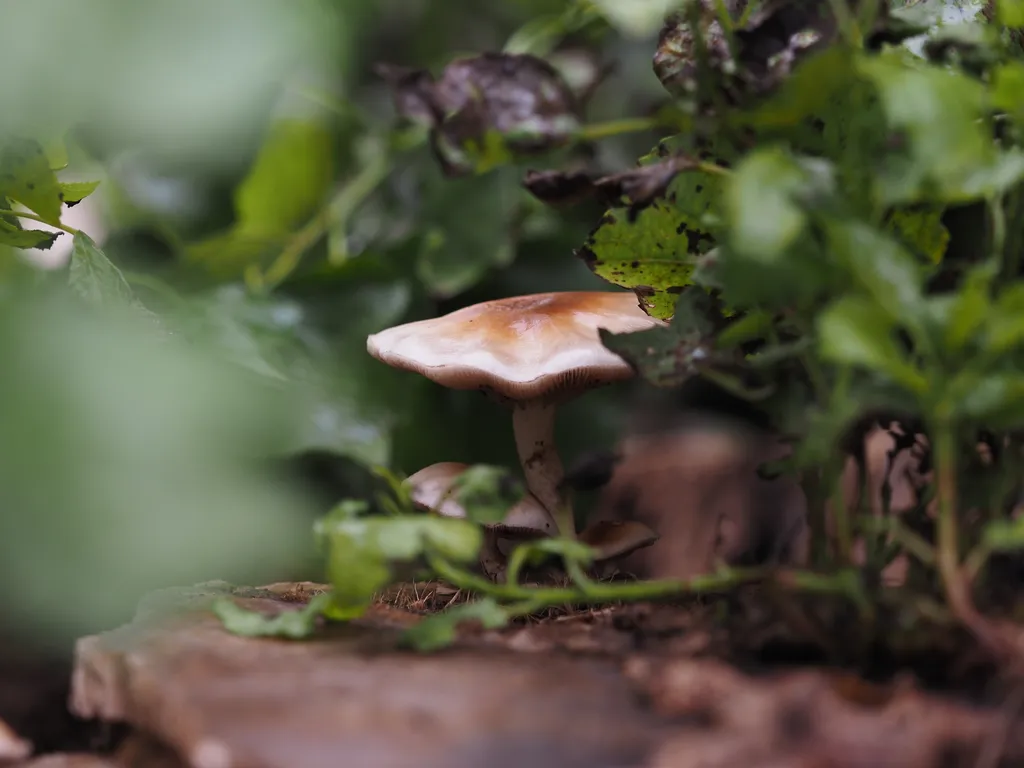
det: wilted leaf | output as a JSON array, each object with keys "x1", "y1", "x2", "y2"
[
  {"x1": 522, "y1": 168, "x2": 599, "y2": 207},
  {"x1": 378, "y1": 53, "x2": 581, "y2": 176},
  {"x1": 58, "y1": 180, "x2": 101, "y2": 208},
  {"x1": 400, "y1": 598, "x2": 509, "y2": 651},
  {"x1": 214, "y1": 592, "x2": 333, "y2": 639},
  {"x1": 577, "y1": 140, "x2": 728, "y2": 318},
  {"x1": 0, "y1": 136, "x2": 63, "y2": 225}
]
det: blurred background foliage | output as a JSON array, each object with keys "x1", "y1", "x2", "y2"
[{"x1": 0, "y1": 0, "x2": 688, "y2": 645}]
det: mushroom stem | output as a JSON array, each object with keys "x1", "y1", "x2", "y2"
[{"x1": 512, "y1": 401, "x2": 574, "y2": 538}]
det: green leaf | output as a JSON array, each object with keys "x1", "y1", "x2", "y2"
[
  {"x1": 983, "y1": 517, "x2": 1024, "y2": 551},
  {"x1": 68, "y1": 234, "x2": 157, "y2": 323},
  {"x1": 399, "y1": 598, "x2": 510, "y2": 652},
  {"x1": 823, "y1": 219, "x2": 925, "y2": 329},
  {"x1": 945, "y1": 263, "x2": 996, "y2": 353},
  {"x1": 415, "y1": 167, "x2": 521, "y2": 298},
  {"x1": 578, "y1": 139, "x2": 727, "y2": 319},
  {"x1": 0, "y1": 137, "x2": 63, "y2": 224},
  {"x1": 983, "y1": 283, "x2": 1024, "y2": 356},
  {"x1": 882, "y1": 206, "x2": 949, "y2": 265},
  {"x1": 725, "y1": 147, "x2": 811, "y2": 263},
  {"x1": 213, "y1": 592, "x2": 332, "y2": 639},
  {"x1": 996, "y1": 0, "x2": 1024, "y2": 27},
  {"x1": 600, "y1": 290, "x2": 717, "y2": 388},
  {"x1": 0, "y1": 215, "x2": 59, "y2": 250},
  {"x1": 991, "y1": 61, "x2": 1024, "y2": 126},
  {"x1": 953, "y1": 372, "x2": 1024, "y2": 427},
  {"x1": 235, "y1": 118, "x2": 335, "y2": 237},
  {"x1": 450, "y1": 464, "x2": 527, "y2": 525},
  {"x1": 322, "y1": 514, "x2": 482, "y2": 617},
  {"x1": 857, "y1": 53, "x2": 1024, "y2": 203},
  {"x1": 59, "y1": 180, "x2": 101, "y2": 207},
  {"x1": 590, "y1": 0, "x2": 683, "y2": 39},
  {"x1": 817, "y1": 296, "x2": 928, "y2": 395}
]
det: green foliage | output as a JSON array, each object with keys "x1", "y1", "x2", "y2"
[{"x1": 400, "y1": 598, "x2": 510, "y2": 651}]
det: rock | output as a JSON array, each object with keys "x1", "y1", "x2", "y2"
[
  {"x1": 14, "y1": 757, "x2": 117, "y2": 768},
  {"x1": 625, "y1": 656, "x2": 1024, "y2": 768},
  {"x1": 69, "y1": 582, "x2": 666, "y2": 768}
]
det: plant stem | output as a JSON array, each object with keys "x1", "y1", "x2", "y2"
[
  {"x1": 1, "y1": 209, "x2": 80, "y2": 237},
  {"x1": 251, "y1": 145, "x2": 393, "y2": 294},
  {"x1": 933, "y1": 420, "x2": 1011, "y2": 660},
  {"x1": 426, "y1": 553, "x2": 868, "y2": 614},
  {"x1": 576, "y1": 117, "x2": 660, "y2": 141}
]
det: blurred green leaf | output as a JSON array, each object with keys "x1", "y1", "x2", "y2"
[
  {"x1": 451, "y1": 464, "x2": 527, "y2": 525},
  {"x1": 399, "y1": 598, "x2": 509, "y2": 652},
  {"x1": 945, "y1": 263, "x2": 995, "y2": 352},
  {"x1": 590, "y1": 0, "x2": 684, "y2": 39},
  {"x1": 0, "y1": 137, "x2": 63, "y2": 225},
  {"x1": 213, "y1": 592, "x2": 332, "y2": 639},
  {"x1": 59, "y1": 180, "x2": 101, "y2": 207},
  {"x1": 68, "y1": 234, "x2": 160, "y2": 327},
  {"x1": 322, "y1": 514, "x2": 482, "y2": 617},
  {"x1": 991, "y1": 62, "x2": 1024, "y2": 126},
  {"x1": 236, "y1": 119, "x2": 335, "y2": 237},
  {"x1": 858, "y1": 53, "x2": 1024, "y2": 203},
  {"x1": 996, "y1": 0, "x2": 1024, "y2": 27},
  {"x1": 416, "y1": 168, "x2": 522, "y2": 298},
  {"x1": 817, "y1": 295, "x2": 928, "y2": 395},
  {"x1": 983, "y1": 516, "x2": 1024, "y2": 551},
  {"x1": 953, "y1": 372, "x2": 1024, "y2": 427},
  {"x1": 882, "y1": 207, "x2": 949, "y2": 265},
  {"x1": 600, "y1": 290, "x2": 717, "y2": 387},
  {"x1": 0, "y1": 290, "x2": 314, "y2": 643}
]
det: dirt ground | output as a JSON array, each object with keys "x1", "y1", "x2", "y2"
[{"x1": 4, "y1": 579, "x2": 1022, "y2": 768}]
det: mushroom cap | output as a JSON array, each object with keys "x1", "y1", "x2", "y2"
[
  {"x1": 367, "y1": 291, "x2": 664, "y2": 400},
  {"x1": 404, "y1": 462, "x2": 555, "y2": 535},
  {"x1": 578, "y1": 520, "x2": 659, "y2": 561}
]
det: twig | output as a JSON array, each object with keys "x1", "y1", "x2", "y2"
[{"x1": 1, "y1": 209, "x2": 80, "y2": 237}]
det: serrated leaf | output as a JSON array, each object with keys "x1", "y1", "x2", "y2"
[
  {"x1": 399, "y1": 598, "x2": 510, "y2": 652},
  {"x1": 577, "y1": 142, "x2": 725, "y2": 319},
  {"x1": 0, "y1": 216, "x2": 59, "y2": 250},
  {"x1": 0, "y1": 137, "x2": 63, "y2": 224},
  {"x1": 59, "y1": 180, "x2": 101, "y2": 207},
  {"x1": 68, "y1": 233, "x2": 139, "y2": 306},
  {"x1": 235, "y1": 118, "x2": 334, "y2": 237}
]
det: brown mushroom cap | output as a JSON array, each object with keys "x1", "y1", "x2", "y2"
[{"x1": 366, "y1": 291, "x2": 664, "y2": 400}]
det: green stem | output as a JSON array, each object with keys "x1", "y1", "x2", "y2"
[
  {"x1": 575, "y1": 117, "x2": 660, "y2": 142},
  {"x1": 826, "y1": 0, "x2": 860, "y2": 45},
  {"x1": 427, "y1": 553, "x2": 867, "y2": 614},
  {"x1": 858, "y1": 516, "x2": 936, "y2": 567},
  {"x1": 252, "y1": 145, "x2": 393, "y2": 293},
  {"x1": 1, "y1": 209, "x2": 80, "y2": 237}
]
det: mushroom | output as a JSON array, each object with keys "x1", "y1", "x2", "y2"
[
  {"x1": 367, "y1": 291, "x2": 665, "y2": 539},
  {"x1": 405, "y1": 462, "x2": 553, "y2": 576},
  {"x1": 406, "y1": 462, "x2": 659, "y2": 577}
]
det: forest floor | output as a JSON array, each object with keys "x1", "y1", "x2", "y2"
[{"x1": 5, "y1": 579, "x2": 1024, "y2": 768}]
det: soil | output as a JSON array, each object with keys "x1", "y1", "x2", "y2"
[{"x1": 3, "y1": 579, "x2": 1020, "y2": 768}]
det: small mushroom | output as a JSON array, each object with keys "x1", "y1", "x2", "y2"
[
  {"x1": 368, "y1": 291, "x2": 665, "y2": 539},
  {"x1": 577, "y1": 520, "x2": 660, "y2": 562},
  {"x1": 405, "y1": 462, "x2": 552, "y2": 576}
]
